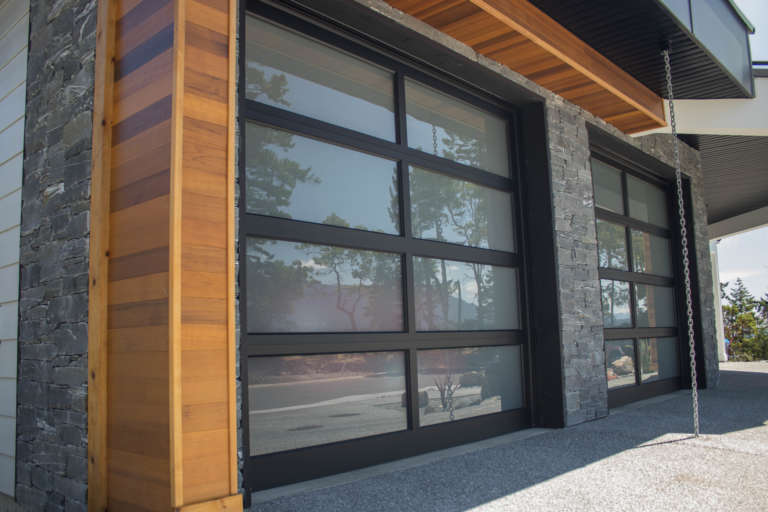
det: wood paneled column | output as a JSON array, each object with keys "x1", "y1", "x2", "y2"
[{"x1": 88, "y1": 0, "x2": 240, "y2": 510}]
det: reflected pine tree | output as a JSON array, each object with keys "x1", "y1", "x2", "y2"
[
  {"x1": 410, "y1": 129, "x2": 504, "y2": 329},
  {"x1": 245, "y1": 69, "x2": 319, "y2": 217}
]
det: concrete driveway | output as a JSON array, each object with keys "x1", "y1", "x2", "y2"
[{"x1": 251, "y1": 361, "x2": 768, "y2": 511}]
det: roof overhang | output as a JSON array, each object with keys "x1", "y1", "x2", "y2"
[{"x1": 385, "y1": 0, "x2": 667, "y2": 133}]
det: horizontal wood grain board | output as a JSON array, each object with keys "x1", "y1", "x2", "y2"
[
  {"x1": 109, "y1": 326, "x2": 169, "y2": 352},
  {"x1": 108, "y1": 298, "x2": 169, "y2": 328},
  {"x1": 111, "y1": 169, "x2": 170, "y2": 212},
  {"x1": 109, "y1": 246, "x2": 169, "y2": 281},
  {"x1": 112, "y1": 95, "x2": 172, "y2": 145},
  {"x1": 118, "y1": 0, "x2": 171, "y2": 35},
  {"x1": 115, "y1": 24, "x2": 174, "y2": 81}
]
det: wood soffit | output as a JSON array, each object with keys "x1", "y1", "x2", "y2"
[{"x1": 385, "y1": 0, "x2": 666, "y2": 133}]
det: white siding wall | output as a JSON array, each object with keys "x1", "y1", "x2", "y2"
[{"x1": 0, "y1": 0, "x2": 29, "y2": 498}]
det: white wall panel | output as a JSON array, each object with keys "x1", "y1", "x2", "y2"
[
  {"x1": 0, "y1": 84, "x2": 25, "y2": 126},
  {"x1": 0, "y1": 119, "x2": 23, "y2": 166},
  {"x1": 0, "y1": 13, "x2": 27, "y2": 66},
  {"x1": 0, "y1": 266, "x2": 18, "y2": 304},
  {"x1": 0, "y1": 341, "x2": 16, "y2": 379},
  {"x1": 0, "y1": 0, "x2": 27, "y2": 497},
  {"x1": 0, "y1": 49, "x2": 27, "y2": 101},
  {"x1": 0, "y1": 0, "x2": 28, "y2": 39},
  {"x1": 0, "y1": 190, "x2": 21, "y2": 233},
  {"x1": 0, "y1": 454, "x2": 13, "y2": 496},
  {"x1": 0, "y1": 228, "x2": 19, "y2": 268},
  {"x1": 0, "y1": 154, "x2": 22, "y2": 199},
  {"x1": 0, "y1": 303, "x2": 17, "y2": 341},
  {"x1": 0, "y1": 381, "x2": 14, "y2": 418},
  {"x1": 0, "y1": 417, "x2": 14, "y2": 455}
]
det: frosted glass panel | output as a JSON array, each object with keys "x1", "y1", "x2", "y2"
[
  {"x1": 248, "y1": 352, "x2": 407, "y2": 455},
  {"x1": 414, "y1": 258, "x2": 519, "y2": 331},
  {"x1": 245, "y1": 16, "x2": 395, "y2": 140},
  {"x1": 410, "y1": 166, "x2": 515, "y2": 252},
  {"x1": 627, "y1": 174, "x2": 669, "y2": 227},
  {"x1": 245, "y1": 123, "x2": 399, "y2": 234},
  {"x1": 591, "y1": 158, "x2": 623, "y2": 214},
  {"x1": 631, "y1": 230, "x2": 673, "y2": 277},
  {"x1": 247, "y1": 238, "x2": 403, "y2": 332},
  {"x1": 639, "y1": 337, "x2": 679, "y2": 383},
  {"x1": 418, "y1": 345, "x2": 523, "y2": 426},
  {"x1": 635, "y1": 284, "x2": 677, "y2": 328},
  {"x1": 406, "y1": 79, "x2": 509, "y2": 176}
]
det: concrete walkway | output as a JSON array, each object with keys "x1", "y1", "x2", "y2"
[{"x1": 251, "y1": 361, "x2": 768, "y2": 511}]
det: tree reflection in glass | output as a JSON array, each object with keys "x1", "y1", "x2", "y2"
[
  {"x1": 596, "y1": 219, "x2": 627, "y2": 270},
  {"x1": 247, "y1": 236, "x2": 402, "y2": 332},
  {"x1": 414, "y1": 257, "x2": 518, "y2": 331},
  {"x1": 409, "y1": 166, "x2": 514, "y2": 252},
  {"x1": 246, "y1": 123, "x2": 399, "y2": 234},
  {"x1": 418, "y1": 346, "x2": 523, "y2": 426},
  {"x1": 600, "y1": 279, "x2": 632, "y2": 328}
]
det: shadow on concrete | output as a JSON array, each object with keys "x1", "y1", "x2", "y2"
[{"x1": 250, "y1": 366, "x2": 768, "y2": 511}]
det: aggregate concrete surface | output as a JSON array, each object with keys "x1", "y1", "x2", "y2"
[{"x1": 250, "y1": 362, "x2": 768, "y2": 511}]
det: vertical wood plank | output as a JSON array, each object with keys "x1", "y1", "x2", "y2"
[
  {"x1": 169, "y1": 0, "x2": 187, "y2": 508},
  {"x1": 226, "y1": 0, "x2": 237, "y2": 496},
  {"x1": 88, "y1": 1, "x2": 117, "y2": 510}
]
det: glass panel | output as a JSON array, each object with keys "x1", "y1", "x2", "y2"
[
  {"x1": 248, "y1": 352, "x2": 407, "y2": 455},
  {"x1": 591, "y1": 158, "x2": 624, "y2": 214},
  {"x1": 639, "y1": 337, "x2": 680, "y2": 383},
  {"x1": 596, "y1": 219, "x2": 627, "y2": 270},
  {"x1": 405, "y1": 79, "x2": 509, "y2": 177},
  {"x1": 418, "y1": 345, "x2": 523, "y2": 426},
  {"x1": 605, "y1": 339, "x2": 636, "y2": 389},
  {"x1": 631, "y1": 230, "x2": 673, "y2": 277},
  {"x1": 245, "y1": 16, "x2": 395, "y2": 141},
  {"x1": 245, "y1": 123, "x2": 399, "y2": 234},
  {"x1": 600, "y1": 280, "x2": 632, "y2": 328},
  {"x1": 627, "y1": 174, "x2": 669, "y2": 227},
  {"x1": 410, "y1": 166, "x2": 515, "y2": 252},
  {"x1": 635, "y1": 284, "x2": 677, "y2": 328},
  {"x1": 246, "y1": 238, "x2": 403, "y2": 332},
  {"x1": 414, "y1": 257, "x2": 519, "y2": 331}
]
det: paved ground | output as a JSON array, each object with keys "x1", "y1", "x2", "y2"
[{"x1": 251, "y1": 361, "x2": 768, "y2": 511}]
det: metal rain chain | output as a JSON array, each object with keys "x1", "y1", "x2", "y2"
[{"x1": 662, "y1": 48, "x2": 700, "y2": 437}]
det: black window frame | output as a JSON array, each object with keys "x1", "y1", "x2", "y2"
[
  {"x1": 239, "y1": 0, "x2": 532, "y2": 493},
  {"x1": 590, "y1": 147, "x2": 686, "y2": 407}
]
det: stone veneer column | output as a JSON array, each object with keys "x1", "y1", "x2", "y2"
[
  {"x1": 544, "y1": 102, "x2": 609, "y2": 425},
  {"x1": 15, "y1": 0, "x2": 97, "y2": 509}
]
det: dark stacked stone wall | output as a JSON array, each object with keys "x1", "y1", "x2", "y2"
[{"x1": 15, "y1": 0, "x2": 96, "y2": 510}]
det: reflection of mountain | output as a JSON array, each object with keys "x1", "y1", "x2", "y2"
[
  {"x1": 250, "y1": 283, "x2": 402, "y2": 332},
  {"x1": 415, "y1": 294, "x2": 479, "y2": 331}
]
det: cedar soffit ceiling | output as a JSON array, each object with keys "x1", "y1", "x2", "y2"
[{"x1": 385, "y1": 0, "x2": 667, "y2": 134}]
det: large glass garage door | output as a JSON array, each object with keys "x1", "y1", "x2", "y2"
[{"x1": 240, "y1": 3, "x2": 529, "y2": 491}]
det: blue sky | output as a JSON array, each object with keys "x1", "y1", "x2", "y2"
[{"x1": 716, "y1": 1, "x2": 768, "y2": 299}]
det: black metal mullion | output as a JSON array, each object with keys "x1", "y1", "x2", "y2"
[
  {"x1": 604, "y1": 327, "x2": 678, "y2": 340},
  {"x1": 244, "y1": 330, "x2": 525, "y2": 355},
  {"x1": 599, "y1": 268, "x2": 674, "y2": 287},
  {"x1": 242, "y1": 100, "x2": 515, "y2": 192},
  {"x1": 595, "y1": 208, "x2": 671, "y2": 238},
  {"x1": 243, "y1": 213, "x2": 521, "y2": 267}
]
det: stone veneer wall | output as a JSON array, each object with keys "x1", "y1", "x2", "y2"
[{"x1": 15, "y1": 0, "x2": 96, "y2": 510}]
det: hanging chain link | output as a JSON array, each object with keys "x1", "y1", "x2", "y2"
[{"x1": 663, "y1": 49, "x2": 700, "y2": 437}]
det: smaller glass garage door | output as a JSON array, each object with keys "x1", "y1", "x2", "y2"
[{"x1": 591, "y1": 157, "x2": 683, "y2": 407}]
